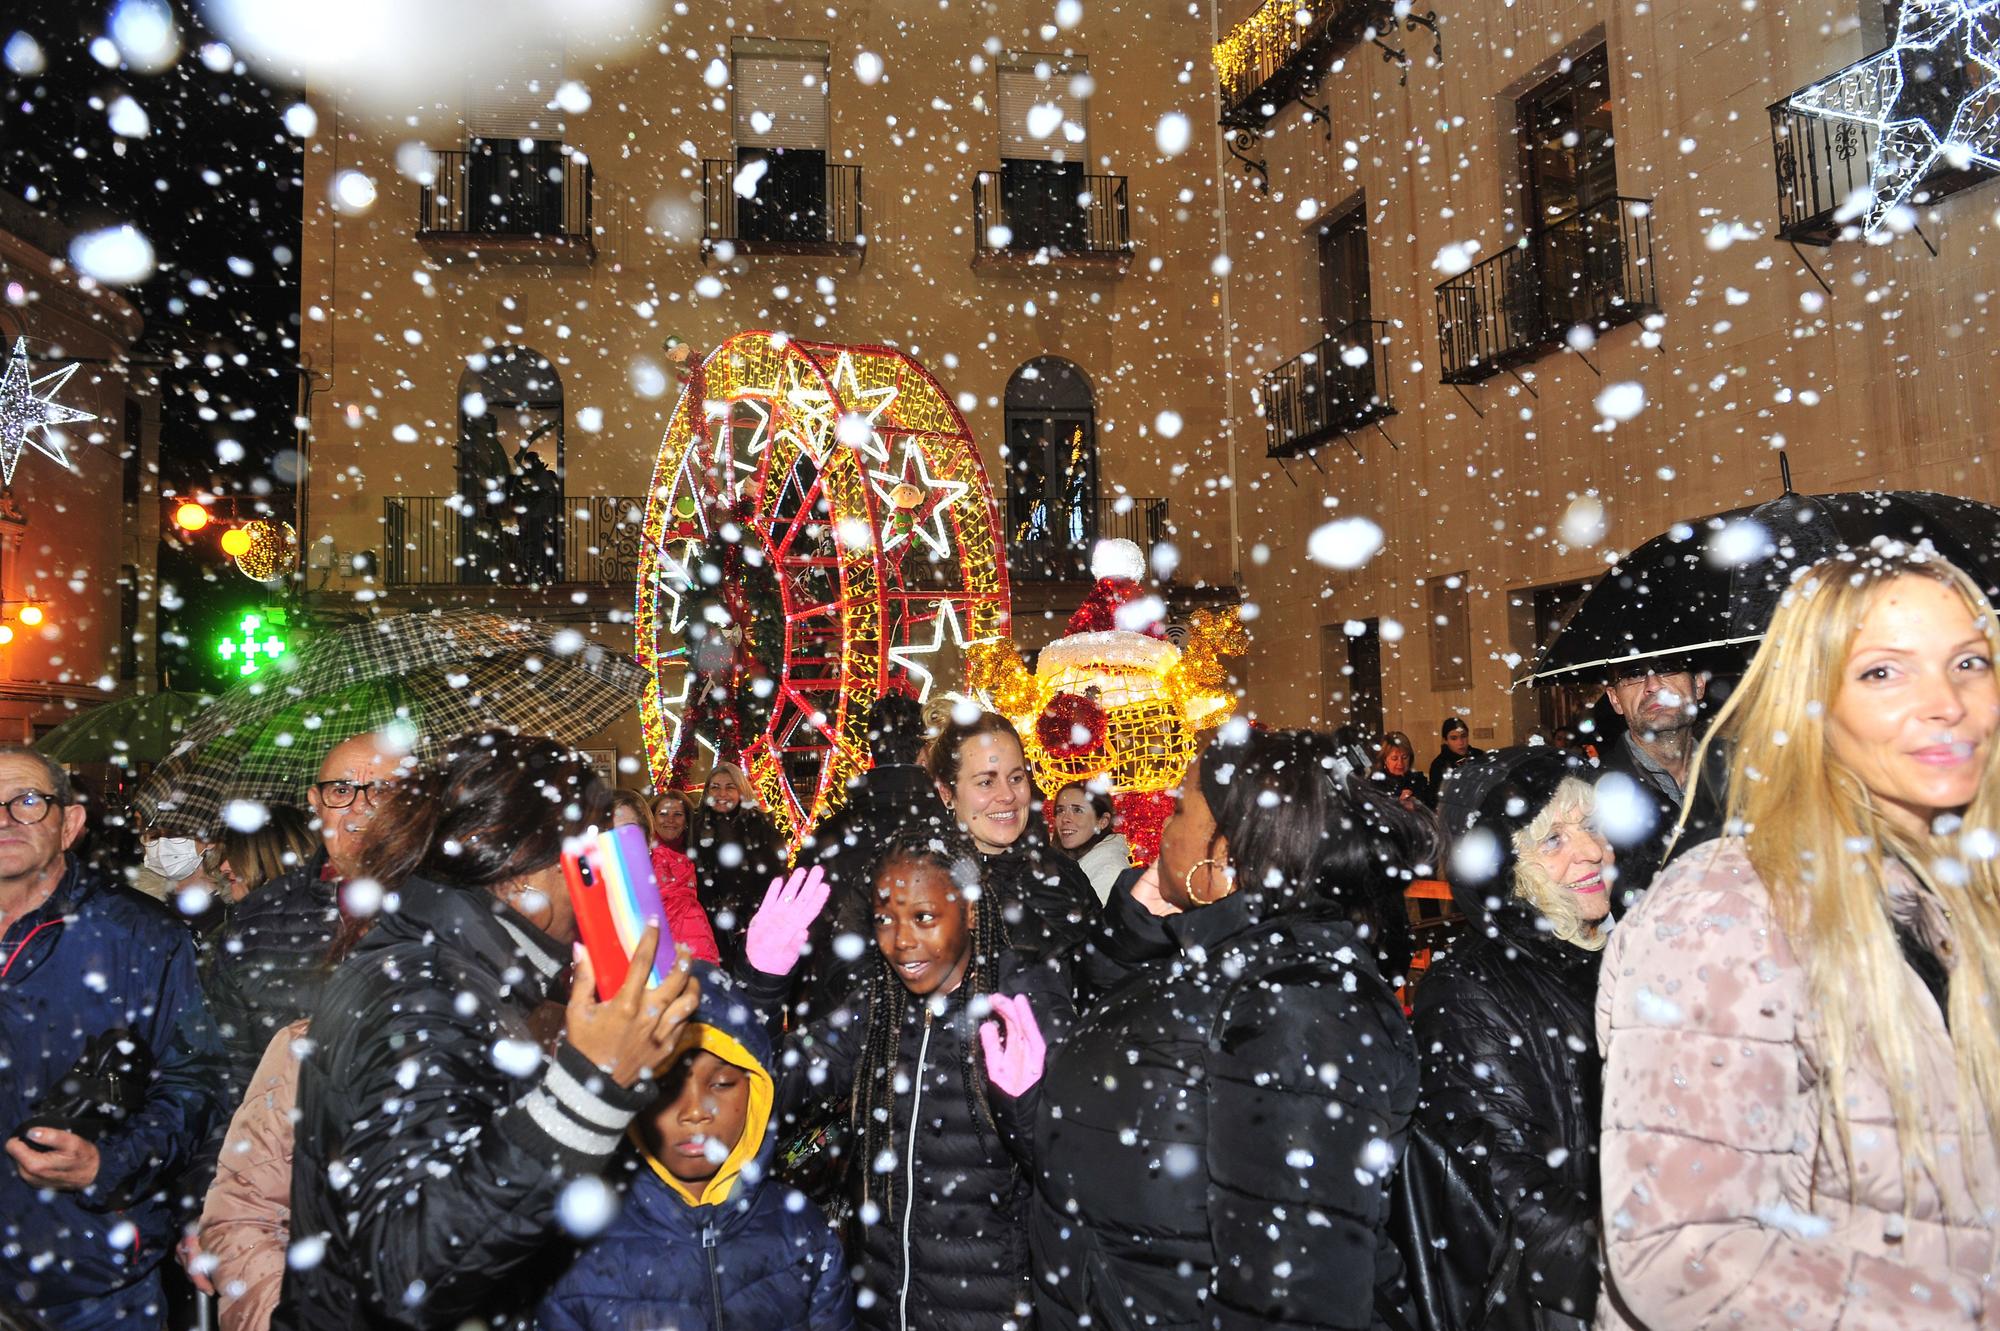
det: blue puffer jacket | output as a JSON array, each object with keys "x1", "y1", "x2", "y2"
[
  {"x1": 0, "y1": 856, "x2": 225, "y2": 1330},
  {"x1": 536, "y1": 969, "x2": 853, "y2": 1331}
]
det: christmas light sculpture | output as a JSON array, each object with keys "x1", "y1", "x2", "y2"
[
  {"x1": 970, "y1": 538, "x2": 1246, "y2": 864},
  {"x1": 1787, "y1": 0, "x2": 2000, "y2": 235},
  {"x1": 0, "y1": 337, "x2": 97, "y2": 486},
  {"x1": 636, "y1": 332, "x2": 1011, "y2": 849}
]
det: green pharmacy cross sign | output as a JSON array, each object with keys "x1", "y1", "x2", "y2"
[{"x1": 217, "y1": 609, "x2": 290, "y2": 677}]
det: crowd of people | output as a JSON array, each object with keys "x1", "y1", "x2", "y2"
[{"x1": 4, "y1": 546, "x2": 1999, "y2": 1331}]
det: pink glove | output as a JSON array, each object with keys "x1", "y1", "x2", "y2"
[
  {"x1": 978, "y1": 993, "x2": 1047, "y2": 1097},
  {"x1": 744, "y1": 865, "x2": 830, "y2": 976}
]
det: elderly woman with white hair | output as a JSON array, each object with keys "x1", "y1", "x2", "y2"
[{"x1": 1409, "y1": 747, "x2": 1613, "y2": 1331}]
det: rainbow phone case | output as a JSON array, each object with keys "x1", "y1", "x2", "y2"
[{"x1": 563, "y1": 824, "x2": 674, "y2": 1000}]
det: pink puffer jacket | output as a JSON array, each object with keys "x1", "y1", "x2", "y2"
[
  {"x1": 1597, "y1": 838, "x2": 1999, "y2": 1330},
  {"x1": 201, "y1": 1020, "x2": 306, "y2": 1331}
]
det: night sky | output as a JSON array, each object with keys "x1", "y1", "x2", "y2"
[{"x1": 2, "y1": 0, "x2": 303, "y2": 689}]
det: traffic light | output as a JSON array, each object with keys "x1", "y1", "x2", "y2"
[
  {"x1": 215, "y1": 608, "x2": 291, "y2": 677},
  {"x1": 173, "y1": 501, "x2": 211, "y2": 533},
  {"x1": 220, "y1": 528, "x2": 253, "y2": 557}
]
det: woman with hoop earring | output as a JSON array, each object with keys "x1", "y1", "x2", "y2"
[{"x1": 1028, "y1": 722, "x2": 1431, "y2": 1330}]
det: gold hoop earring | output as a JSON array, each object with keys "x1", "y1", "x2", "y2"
[{"x1": 1184, "y1": 857, "x2": 1233, "y2": 906}]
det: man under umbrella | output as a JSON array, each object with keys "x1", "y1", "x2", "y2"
[
  {"x1": 177, "y1": 731, "x2": 412, "y2": 1291},
  {"x1": 1595, "y1": 658, "x2": 1708, "y2": 905},
  {"x1": 0, "y1": 744, "x2": 225, "y2": 1330}
]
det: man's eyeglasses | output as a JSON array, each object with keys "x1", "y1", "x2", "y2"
[
  {"x1": 311, "y1": 779, "x2": 392, "y2": 810},
  {"x1": 0, "y1": 790, "x2": 63, "y2": 825}
]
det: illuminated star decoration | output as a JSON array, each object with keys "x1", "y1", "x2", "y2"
[
  {"x1": 868, "y1": 440, "x2": 970, "y2": 557},
  {"x1": 888, "y1": 599, "x2": 998, "y2": 703},
  {"x1": 0, "y1": 337, "x2": 97, "y2": 486},
  {"x1": 1787, "y1": 0, "x2": 2000, "y2": 235},
  {"x1": 787, "y1": 351, "x2": 897, "y2": 466}
]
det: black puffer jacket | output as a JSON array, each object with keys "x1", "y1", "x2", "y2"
[
  {"x1": 1414, "y1": 748, "x2": 1604, "y2": 1322},
  {"x1": 693, "y1": 805, "x2": 787, "y2": 962},
  {"x1": 752, "y1": 950, "x2": 1071, "y2": 1331},
  {"x1": 1031, "y1": 882, "x2": 1417, "y2": 1331},
  {"x1": 981, "y1": 835, "x2": 1099, "y2": 977},
  {"x1": 201, "y1": 850, "x2": 340, "y2": 1097},
  {"x1": 274, "y1": 878, "x2": 652, "y2": 1331}
]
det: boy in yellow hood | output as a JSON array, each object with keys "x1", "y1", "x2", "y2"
[{"x1": 535, "y1": 967, "x2": 854, "y2": 1331}]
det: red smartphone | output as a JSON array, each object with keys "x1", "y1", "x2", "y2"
[{"x1": 560, "y1": 826, "x2": 672, "y2": 1001}]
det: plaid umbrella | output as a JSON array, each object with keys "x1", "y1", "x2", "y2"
[
  {"x1": 39, "y1": 690, "x2": 214, "y2": 766},
  {"x1": 132, "y1": 610, "x2": 645, "y2": 834}
]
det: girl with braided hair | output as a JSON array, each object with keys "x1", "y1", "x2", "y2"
[{"x1": 739, "y1": 822, "x2": 1071, "y2": 1331}]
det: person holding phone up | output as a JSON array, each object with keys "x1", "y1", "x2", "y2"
[{"x1": 272, "y1": 732, "x2": 701, "y2": 1331}]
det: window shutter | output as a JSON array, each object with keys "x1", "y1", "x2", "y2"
[
  {"x1": 466, "y1": 48, "x2": 564, "y2": 141},
  {"x1": 733, "y1": 40, "x2": 830, "y2": 150},
  {"x1": 998, "y1": 59, "x2": 1089, "y2": 162}
]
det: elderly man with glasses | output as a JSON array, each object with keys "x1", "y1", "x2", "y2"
[
  {"x1": 200, "y1": 728, "x2": 410, "y2": 1088},
  {"x1": 0, "y1": 743, "x2": 225, "y2": 1330},
  {"x1": 178, "y1": 732, "x2": 412, "y2": 1279}
]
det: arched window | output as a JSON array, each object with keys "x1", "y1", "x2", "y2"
[
  {"x1": 1003, "y1": 357, "x2": 1096, "y2": 579},
  {"x1": 456, "y1": 346, "x2": 564, "y2": 584}
]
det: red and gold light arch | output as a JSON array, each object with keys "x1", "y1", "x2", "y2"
[{"x1": 636, "y1": 332, "x2": 1011, "y2": 848}]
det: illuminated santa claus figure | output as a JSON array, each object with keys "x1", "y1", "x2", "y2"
[{"x1": 970, "y1": 538, "x2": 1245, "y2": 863}]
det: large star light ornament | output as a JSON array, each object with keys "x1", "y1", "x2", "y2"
[
  {"x1": 1787, "y1": 0, "x2": 2000, "y2": 235},
  {"x1": 888, "y1": 599, "x2": 998, "y2": 703},
  {"x1": 0, "y1": 338, "x2": 97, "y2": 486}
]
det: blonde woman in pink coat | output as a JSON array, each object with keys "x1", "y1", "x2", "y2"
[{"x1": 1598, "y1": 550, "x2": 2000, "y2": 1330}]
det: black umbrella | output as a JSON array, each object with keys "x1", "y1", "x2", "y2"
[{"x1": 1523, "y1": 486, "x2": 2000, "y2": 685}]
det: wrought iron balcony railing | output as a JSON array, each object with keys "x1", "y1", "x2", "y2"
[
  {"x1": 973, "y1": 167, "x2": 1132, "y2": 266},
  {"x1": 701, "y1": 158, "x2": 865, "y2": 257},
  {"x1": 1434, "y1": 195, "x2": 1658, "y2": 386},
  {"x1": 417, "y1": 142, "x2": 593, "y2": 246},
  {"x1": 1007, "y1": 495, "x2": 1164, "y2": 581},
  {"x1": 1769, "y1": 51, "x2": 1998, "y2": 245},
  {"x1": 1261, "y1": 319, "x2": 1396, "y2": 458},
  {"x1": 1215, "y1": 0, "x2": 1392, "y2": 128},
  {"x1": 382, "y1": 494, "x2": 643, "y2": 587}
]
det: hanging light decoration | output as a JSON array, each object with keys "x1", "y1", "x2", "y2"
[{"x1": 232, "y1": 519, "x2": 297, "y2": 583}]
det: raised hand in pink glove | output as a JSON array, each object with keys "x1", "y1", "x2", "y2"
[
  {"x1": 978, "y1": 993, "x2": 1047, "y2": 1098},
  {"x1": 744, "y1": 864, "x2": 831, "y2": 976}
]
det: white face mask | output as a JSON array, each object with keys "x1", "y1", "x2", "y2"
[{"x1": 144, "y1": 836, "x2": 202, "y2": 881}]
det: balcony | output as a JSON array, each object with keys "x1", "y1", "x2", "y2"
[
  {"x1": 1007, "y1": 496, "x2": 1164, "y2": 581},
  {"x1": 1434, "y1": 195, "x2": 1658, "y2": 386},
  {"x1": 1215, "y1": 0, "x2": 1392, "y2": 128},
  {"x1": 381, "y1": 495, "x2": 643, "y2": 587},
  {"x1": 701, "y1": 157, "x2": 864, "y2": 261},
  {"x1": 1770, "y1": 53, "x2": 1998, "y2": 244},
  {"x1": 417, "y1": 142, "x2": 593, "y2": 262},
  {"x1": 972, "y1": 166, "x2": 1132, "y2": 271},
  {"x1": 1261, "y1": 319, "x2": 1396, "y2": 458}
]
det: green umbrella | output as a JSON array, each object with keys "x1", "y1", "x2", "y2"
[{"x1": 38, "y1": 691, "x2": 214, "y2": 766}]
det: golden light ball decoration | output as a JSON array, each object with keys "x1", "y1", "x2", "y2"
[
  {"x1": 969, "y1": 540, "x2": 1247, "y2": 863},
  {"x1": 231, "y1": 519, "x2": 298, "y2": 584}
]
